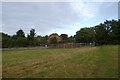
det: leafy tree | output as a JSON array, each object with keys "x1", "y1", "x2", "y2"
[
  {"x1": 75, "y1": 27, "x2": 95, "y2": 43},
  {"x1": 110, "y1": 19, "x2": 120, "y2": 44},
  {"x1": 95, "y1": 25, "x2": 107, "y2": 45},
  {"x1": 15, "y1": 37, "x2": 27, "y2": 47},
  {"x1": 16, "y1": 29, "x2": 25, "y2": 37},
  {"x1": 27, "y1": 28, "x2": 36, "y2": 46},
  {"x1": 50, "y1": 37, "x2": 57, "y2": 45},
  {"x1": 2, "y1": 33, "x2": 11, "y2": 48},
  {"x1": 30, "y1": 28, "x2": 35, "y2": 37},
  {"x1": 1, "y1": 19, "x2": 120, "y2": 48},
  {"x1": 60, "y1": 34, "x2": 69, "y2": 43},
  {"x1": 117, "y1": 19, "x2": 120, "y2": 44},
  {"x1": 94, "y1": 19, "x2": 120, "y2": 45},
  {"x1": 35, "y1": 36, "x2": 42, "y2": 46},
  {"x1": 60, "y1": 34, "x2": 68, "y2": 40},
  {"x1": 13, "y1": 29, "x2": 27, "y2": 47},
  {"x1": 68, "y1": 36, "x2": 74, "y2": 43},
  {"x1": 103, "y1": 20, "x2": 112, "y2": 44}
]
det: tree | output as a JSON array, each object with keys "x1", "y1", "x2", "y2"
[
  {"x1": 16, "y1": 29, "x2": 25, "y2": 37},
  {"x1": 15, "y1": 37, "x2": 27, "y2": 47},
  {"x1": 94, "y1": 20, "x2": 120, "y2": 45},
  {"x1": 27, "y1": 28, "x2": 36, "y2": 46},
  {"x1": 1, "y1": 19, "x2": 120, "y2": 48},
  {"x1": 13, "y1": 29, "x2": 27, "y2": 47},
  {"x1": 94, "y1": 21, "x2": 113, "y2": 45},
  {"x1": 60, "y1": 34, "x2": 69, "y2": 43},
  {"x1": 68, "y1": 36, "x2": 74, "y2": 43},
  {"x1": 2, "y1": 33, "x2": 12, "y2": 48},
  {"x1": 30, "y1": 28, "x2": 35, "y2": 37},
  {"x1": 95, "y1": 25, "x2": 107, "y2": 45},
  {"x1": 103, "y1": 20, "x2": 112, "y2": 44},
  {"x1": 75, "y1": 27, "x2": 95, "y2": 43},
  {"x1": 35, "y1": 35, "x2": 48, "y2": 46},
  {"x1": 50, "y1": 37, "x2": 57, "y2": 45},
  {"x1": 117, "y1": 19, "x2": 120, "y2": 44},
  {"x1": 110, "y1": 19, "x2": 120, "y2": 44}
]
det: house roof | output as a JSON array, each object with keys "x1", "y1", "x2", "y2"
[{"x1": 47, "y1": 33, "x2": 62, "y2": 43}]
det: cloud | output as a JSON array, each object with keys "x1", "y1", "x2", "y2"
[
  {"x1": 2, "y1": 2, "x2": 117, "y2": 36},
  {"x1": 1, "y1": 0, "x2": 120, "y2": 2},
  {"x1": 2, "y1": 2, "x2": 81, "y2": 36},
  {"x1": 70, "y1": 2, "x2": 98, "y2": 19}
]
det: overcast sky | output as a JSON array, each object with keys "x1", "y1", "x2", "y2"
[{"x1": 2, "y1": 2, "x2": 118, "y2": 36}]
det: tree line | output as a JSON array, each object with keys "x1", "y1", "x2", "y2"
[
  {"x1": 75, "y1": 19, "x2": 120, "y2": 45},
  {"x1": 1, "y1": 19, "x2": 120, "y2": 48}
]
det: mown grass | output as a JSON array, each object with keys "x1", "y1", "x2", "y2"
[{"x1": 2, "y1": 45, "x2": 118, "y2": 78}]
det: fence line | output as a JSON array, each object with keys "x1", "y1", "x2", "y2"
[{"x1": 49, "y1": 43, "x2": 95, "y2": 48}]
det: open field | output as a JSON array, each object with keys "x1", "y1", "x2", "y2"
[{"x1": 2, "y1": 45, "x2": 118, "y2": 78}]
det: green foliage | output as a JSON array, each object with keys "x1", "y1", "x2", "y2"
[
  {"x1": 68, "y1": 36, "x2": 74, "y2": 43},
  {"x1": 1, "y1": 19, "x2": 120, "y2": 48},
  {"x1": 16, "y1": 29, "x2": 25, "y2": 37},
  {"x1": 95, "y1": 25, "x2": 108, "y2": 45},
  {"x1": 30, "y1": 28, "x2": 36, "y2": 37},
  {"x1": 111, "y1": 19, "x2": 120, "y2": 44},
  {"x1": 13, "y1": 29, "x2": 27, "y2": 47},
  {"x1": 2, "y1": 33, "x2": 11, "y2": 48},
  {"x1": 27, "y1": 28, "x2": 36, "y2": 46},
  {"x1": 60, "y1": 34, "x2": 70, "y2": 43},
  {"x1": 75, "y1": 27, "x2": 95, "y2": 43},
  {"x1": 94, "y1": 19, "x2": 120, "y2": 45},
  {"x1": 50, "y1": 37, "x2": 57, "y2": 45},
  {"x1": 39, "y1": 35, "x2": 48, "y2": 44},
  {"x1": 15, "y1": 37, "x2": 27, "y2": 47},
  {"x1": 75, "y1": 19, "x2": 120, "y2": 45}
]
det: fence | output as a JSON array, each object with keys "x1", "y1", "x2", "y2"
[{"x1": 49, "y1": 43, "x2": 95, "y2": 48}]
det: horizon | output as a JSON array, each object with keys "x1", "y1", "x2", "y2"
[{"x1": 1, "y1": 18, "x2": 119, "y2": 37}]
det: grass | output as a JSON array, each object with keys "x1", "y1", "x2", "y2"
[{"x1": 2, "y1": 45, "x2": 118, "y2": 78}]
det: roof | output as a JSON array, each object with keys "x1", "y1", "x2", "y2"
[{"x1": 47, "y1": 33, "x2": 62, "y2": 43}]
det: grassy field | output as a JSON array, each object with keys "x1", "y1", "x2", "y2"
[{"x1": 2, "y1": 45, "x2": 118, "y2": 78}]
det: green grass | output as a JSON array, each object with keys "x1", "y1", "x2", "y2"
[{"x1": 2, "y1": 45, "x2": 118, "y2": 78}]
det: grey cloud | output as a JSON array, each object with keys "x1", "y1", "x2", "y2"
[
  {"x1": 2, "y1": 2, "x2": 81, "y2": 36},
  {"x1": 2, "y1": 2, "x2": 117, "y2": 36}
]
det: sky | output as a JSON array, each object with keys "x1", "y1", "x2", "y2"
[{"x1": 1, "y1": 1, "x2": 118, "y2": 36}]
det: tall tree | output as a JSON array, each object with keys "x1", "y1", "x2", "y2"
[
  {"x1": 15, "y1": 37, "x2": 27, "y2": 47},
  {"x1": 2, "y1": 33, "x2": 12, "y2": 48},
  {"x1": 94, "y1": 19, "x2": 120, "y2": 45},
  {"x1": 27, "y1": 28, "x2": 36, "y2": 46},
  {"x1": 110, "y1": 19, "x2": 120, "y2": 44},
  {"x1": 60, "y1": 34, "x2": 68, "y2": 43},
  {"x1": 16, "y1": 29, "x2": 25, "y2": 37},
  {"x1": 14, "y1": 29, "x2": 27, "y2": 47},
  {"x1": 75, "y1": 27, "x2": 95, "y2": 43},
  {"x1": 95, "y1": 25, "x2": 105, "y2": 45},
  {"x1": 68, "y1": 36, "x2": 74, "y2": 43},
  {"x1": 30, "y1": 28, "x2": 35, "y2": 37}
]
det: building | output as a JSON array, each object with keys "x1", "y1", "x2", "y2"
[{"x1": 47, "y1": 33, "x2": 62, "y2": 43}]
